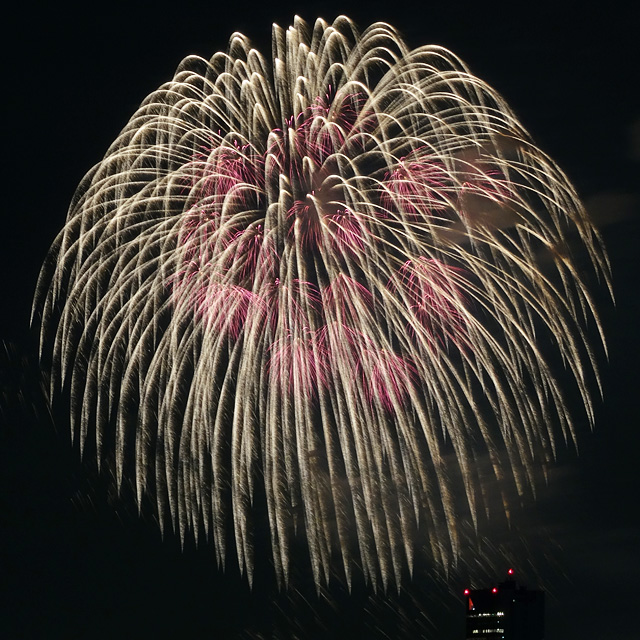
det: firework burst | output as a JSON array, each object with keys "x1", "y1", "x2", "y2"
[{"x1": 34, "y1": 16, "x2": 609, "y2": 589}]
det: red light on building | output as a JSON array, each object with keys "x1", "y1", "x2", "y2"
[
  {"x1": 492, "y1": 587, "x2": 498, "y2": 593},
  {"x1": 464, "y1": 589, "x2": 470, "y2": 595},
  {"x1": 508, "y1": 568, "x2": 514, "y2": 575}
]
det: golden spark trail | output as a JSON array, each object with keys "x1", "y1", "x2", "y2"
[{"x1": 34, "y1": 16, "x2": 609, "y2": 589}]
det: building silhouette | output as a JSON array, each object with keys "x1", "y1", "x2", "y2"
[{"x1": 464, "y1": 569, "x2": 544, "y2": 639}]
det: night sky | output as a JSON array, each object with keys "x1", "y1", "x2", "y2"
[{"x1": 2, "y1": 2, "x2": 638, "y2": 639}]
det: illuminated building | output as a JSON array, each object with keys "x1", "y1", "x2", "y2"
[{"x1": 463, "y1": 569, "x2": 544, "y2": 639}]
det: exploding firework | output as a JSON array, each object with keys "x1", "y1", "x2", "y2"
[{"x1": 34, "y1": 16, "x2": 609, "y2": 589}]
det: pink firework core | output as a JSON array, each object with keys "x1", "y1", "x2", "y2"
[
  {"x1": 394, "y1": 258, "x2": 468, "y2": 348},
  {"x1": 319, "y1": 323, "x2": 417, "y2": 411},
  {"x1": 382, "y1": 153, "x2": 452, "y2": 219},
  {"x1": 169, "y1": 88, "x2": 470, "y2": 406},
  {"x1": 268, "y1": 327, "x2": 331, "y2": 394}
]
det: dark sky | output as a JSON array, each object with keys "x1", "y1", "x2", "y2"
[{"x1": 2, "y1": 2, "x2": 638, "y2": 639}]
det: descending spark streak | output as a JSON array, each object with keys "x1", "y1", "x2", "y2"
[{"x1": 34, "y1": 16, "x2": 609, "y2": 589}]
